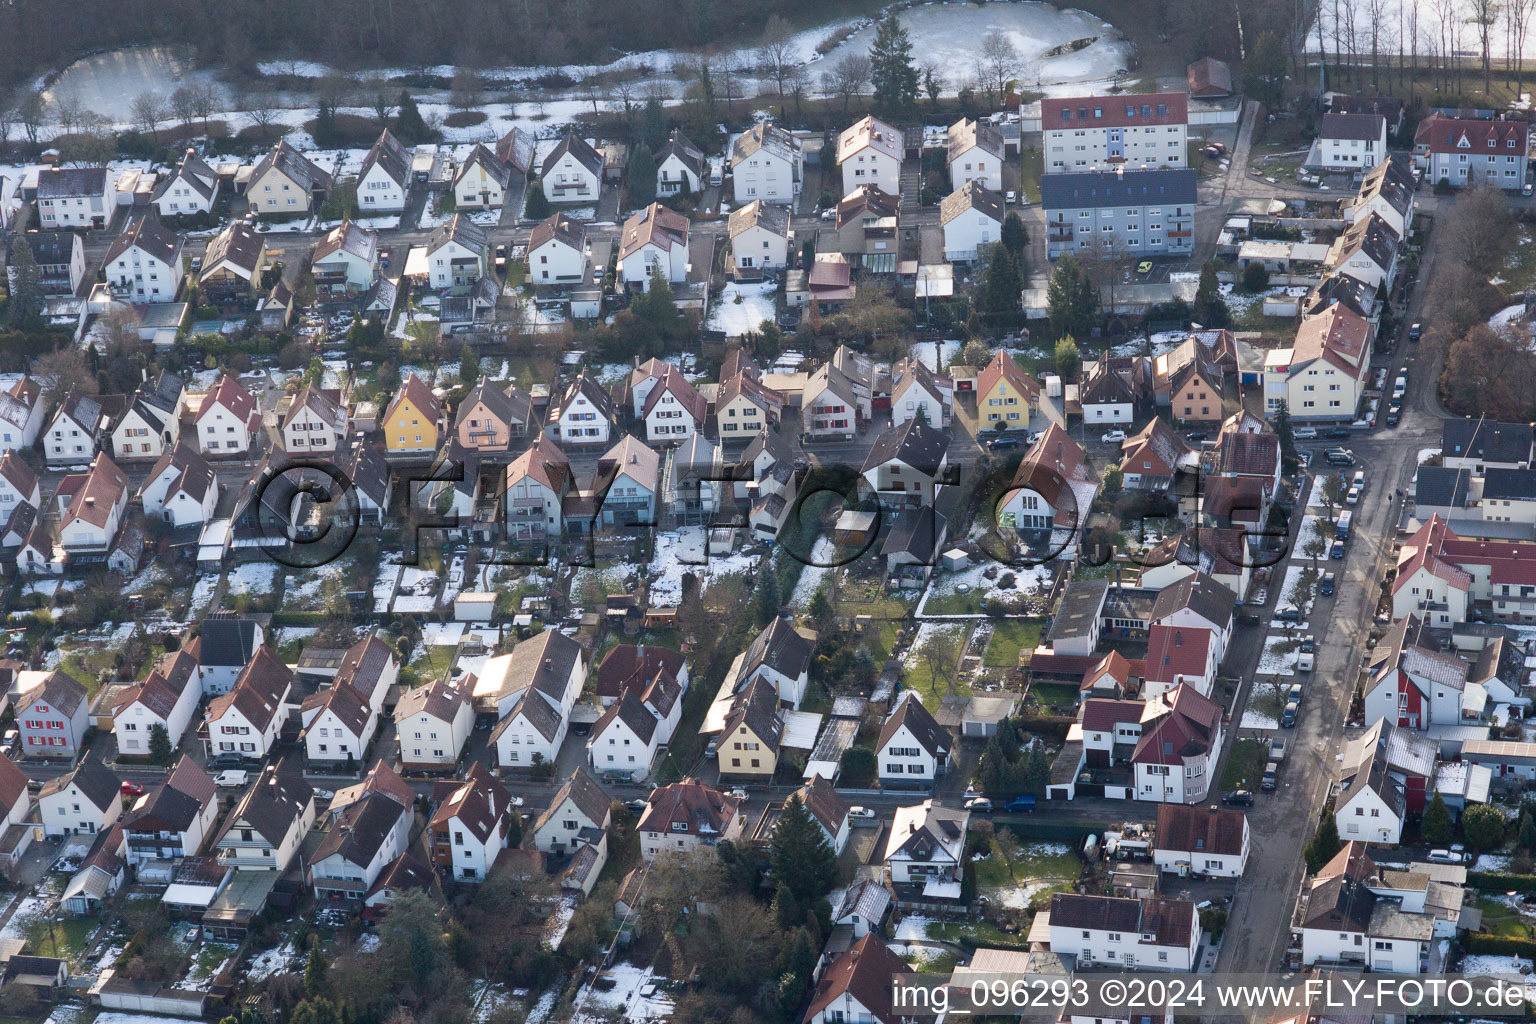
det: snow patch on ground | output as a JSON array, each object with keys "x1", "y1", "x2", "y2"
[
  {"x1": 245, "y1": 940, "x2": 300, "y2": 981},
  {"x1": 903, "y1": 622, "x2": 970, "y2": 667},
  {"x1": 647, "y1": 527, "x2": 761, "y2": 606},
  {"x1": 706, "y1": 281, "x2": 777, "y2": 337},
  {"x1": 914, "y1": 340, "x2": 961, "y2": 372}
]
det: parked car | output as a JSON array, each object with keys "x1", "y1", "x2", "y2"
[
  {"x1": 624, "y1": 799, "x2": 648, "y2": 813},
  {"x1": 214, "y1": 770, "x2": 249, "y2": 788},
  {"x1": 1261, "y1": 763, "x2": 1279, "y2": 790},
  {"x1": 1101, "y1": 429, "x2": 1128, "y2": 443},
  {"x1": 1321, "y1": 572, "x2": 1336, "y2": 596},
  {"x1": 1004, "y1": 795, "x2": 1037, "y2": 813},
  {"x1": 1427, "y1": 848, "x2": 1464, "y2": 864},
  {"x1": 1299, "y1": 635, "x2": 1315, "y2": 654},
  {"x1": 1006, "y1": 190, "x2": 1018, "y2": 204},
  {"x1": 1222, "y1": 789, "x2": 1254, "y2": 806},
  {"x1": 120, "y1": 781, "x2": 145, "y2": 797},
  {"x1": 1324, "y1": 448, "x2": 1355, "y2": 466},
  {"x1": 1281, "y1": 701, "x2": 1300, "y2": 727},
  {"x1": 1288, "y1": 683, "x2": 1305, "y2": 705},
  {"x1": 1409, "y1": 322, "x2": 1422, "y2": 342},
  {"x1": 848, "y1": 806, "x2": 877, "y2": 819},
  {"x1": 1293, "y1": 427, "x2": 1319, "y2": 440},
  {"x1": 1186, "y1": 430, "x2": 1208, "y2": 442},
  {"x1": 726, "y1": 787, "x2": 748, "y2": 801},
  {"x1": 1269, "y1": 738, "x2": 1287, "y2": 762},
  {"x1": 1346, "y1": 485, "x2": 1360, "y2": 505},
  {"x1": 989, "y1": 435, "x2": 1021, "y2": 450},
  {"x1": 1352, "y1": 470, "x2": 1365, "y2": 489},
  {"x1": 1327, "y1": 427, "x2": 1352, "y2": 439},
  {"x1": 964, "y1": 796, "x2": 994, "y2": 813},
  {"x1": 1136, "y1": 260, "x2": 1153, "y2": 274},
  {"x1": 1331, "y1": 539, "x2": 1346, "y2": 559},
  {"x1": 1385, "y1": 409, "x2": 1401, "y2": 427}
]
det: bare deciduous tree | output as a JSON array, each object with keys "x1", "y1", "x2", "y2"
[
  {"x1": 1511, "y1": 0, "x2": 1535, "y2": 89},
  {"x1": 755, "y1": 14, "x2": 800, "y2": 97},
  {"x1": 16, "y1": 91, "x2": 44, "y2": 146},
  {"x1": 170, "y1": 84, "x2": 199, "y2": 129},
  {"x1": 243, "y1": 91, "x2": 283, "y2": 140},
  {"x1": 33, "y1": 347, "x2": 98, "y2": 406},
  {"x1": 979, "y1": 30, "x2": 1020, "y2": 106},
  {"x1": 449, "y1": 69, "x2": 483, "y2": 112},
  {"x1": 1469, "y1": 0, "x2": 1501, "y2": 95},
  {"x1": 825, "y1": 54, "x2": 871, "y2": 117},
  {"x1": 130, "y1": 92, "x2": 167, "y2": 136},
  {"x1": 51, "y1": 96, "x2": 86, "y2": 136},
  {"x1": 364, "y1": 78, "x2": 396, "y2": 125}
]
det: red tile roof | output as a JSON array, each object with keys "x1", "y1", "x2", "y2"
[{"x1": 1143, "y1": 625, "x2": 1213, "y2": 686}]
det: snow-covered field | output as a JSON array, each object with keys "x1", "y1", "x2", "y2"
[
  {"x1": 646, "y1": 528, "x2": 761, "y2": 606},
  {"x1": 1255, "y1": 634, "x2": 1302, "y2": 679},
  {"x1": 1241, "y1": 679, "x2": 1286, "y2": 728},
  {"x1": 914, "y1": 339, "x2": 960, "y2": 372},
  {"x1": 922, "y1": 560, "x2": 1053, "y2": 612},
  {"x1": 573, "y1": 962, "x2": 675, "y2": 1024},
  {"x1": 790, "y1": 536, "x2": 837, "y2": 605},
  {"x1": 245, "y1": 940, "x2": 300, "y2": 981},
  {"x1": 706, "y1": 281, "x2": 777, "y2": 337}
]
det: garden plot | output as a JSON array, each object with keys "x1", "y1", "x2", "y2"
[
  {"x1": 1254, "y1": 633, "x2": 1304, "y2": 679},
  {"x1": 914, "y1": 339, "x2": 961, "y2": 372},
  {"x1": 706, "y1": 281, "x2": 777, "y2": 337},
  {"x1": 282, "y1": 560, "x2": 348, "y2": 609},
  {"x1": 646, "y1": 528, "x2": 761, "y2": 606},
  {"x1": 573, "y1": 962, "x2": 675, "y2": 1024},
  {"x1": 392, "y1": 567, "x2": 441, "y2": 613},
  {"x1": 227, "y1": 562, "x2": 280, "y2": 598},
  {"x1": 245, "y1": 939, "x2": 301, "y2": 981},
  {"x1": 903, "y1": 622, "x2": 970, "y2": 667},
  {"x1": 790, "y1": 536, "x2": 837, "y2": 605},
  {"x1": 1241, "y1": 677, "x2": 1289, "y2": 729},
  {"x1": 974, "y1": 839, "x2": 1079, "y2": 909},
  {"x1": 921, "y1": 560, "x2": 1053, "y2": 615}
]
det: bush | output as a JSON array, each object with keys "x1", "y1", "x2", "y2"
[
  {"x1": 1241, "y1": 262, "x2": 1270, "y2": 293},
  {"x1": 1467, "y1": 871, "x2": 1536, "y2": 893},
  {"x1": 1462, "y1": 933, "x2": 1536, "y2": 957},
  {"x1": 839, "y1": 746, "x2": 877, "y2": 786},
  {"x1": 443, "y1": 111, "x2": 488, "y2": 128}
]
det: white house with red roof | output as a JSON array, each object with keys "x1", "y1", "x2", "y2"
[
  {"x1": 113, "y1": 648, "x2": 201, "y2": 756},
  {"x1": 1000, "y1": 424, "x2": 1098, "y2": 556},
  {"x1": 55, "y1": 453, "x2": 129, "y2": 559},
  {"x1": 1390, "y1": 514, "x2": 1513, "y2": 627},
  {"x1": 0, "y1": 451, "x2": 40, "y2": 511},
  {"x1": 1363, "y1": 614, "x2": 1480, "y2": 730},
  {"x1": 1131, "y1": 685, "x2": 1223, "y2": 804},
  {"x1": 837, "y1": 117, "x2": 904, "y2": 196},
  {"x1": 636, "y1": 781, "x2": 744, "y2": 860},
  {"x1": 1413, "y1": 113, "x2": 1530, "y2": 189},
  {"x1": 641, "y1": 366, "x2": 707, "y2": 443},
  {"x1": 1263, "y1": 304, "x2": 1374, "y2": 421},
  {"x1": 1142, "y1": 625, "x2": 1217, "y2": 700},
  {"x1": 194, "y1": 374, "x2": 261, "y2": 456}
]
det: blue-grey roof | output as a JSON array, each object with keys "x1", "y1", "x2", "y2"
[{"x1": 1041, "y1": 169, "x2": 1198, "y2": 211}]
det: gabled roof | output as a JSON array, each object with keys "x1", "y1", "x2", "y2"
[
  {"x1": 1442, "y1": 418, "x2": 1533, "y2": 464},
  {"x1": 335, "y1": 630, "x2": 395, "y2": 697},
  {"x1": 359, "y1": 129, "x2": 411, "y2": 188},
  {"x1": 506, "y1": 434, "x2": 571, "y2": 495},
  {"x1": 657, "y1": 128, "x2": 704, "y2": 179},
  {"x1": 494, "y1": 127, "x2": 536, "y2": 175},
  {"x1": 206, "y1": 645, "x2": 292, "y2": 732},
  {"x1": 720, "y1": 676, "x2": 781, "y2": 749},
  {"x1": 430, "y1": 762, "x2": 509, "y2": 843},
  {"x1": 36, "y1": 166, "x2": 108, "y2": 199},
  {"x1": 884, "y1": 798, "x2": 967, "y2": 863},
  {"x1": 1143, "y1": 625, "x2": 1214, "y2": 685},
  {"x1": 1010, "y1": 422, "x2": 1089, "y2": 511},
  {"x1": 947, "y1": 117, "x2": 1004, "y2": 163},
  {"x1": 313, "y1": 221, "x2": 379, "y2": 265},
  {"x1": 596, "y1": 645, "x2": 687, "y2": 702},
  {"x1": 528, "y1": 212, "x2": 588, "y2": 254},
  {"x1": 882, "y1": 506, "x2": 947, "y2": 564},
  {"x1": 332, "y1": 760, "x2": 415, "y2": 814},
  {"x1": 282, "y1": 382, "x2": 341, "y2": 431},
  {"x1": 123, "y1": 755, "x2": 214, "y2": 834},
  {"x1": 862, "y1": 418, "x2": 949, "y2": 477},
  {"x1": 222, "y1": 763, "x2": 313, "y2": 847},
  {"x1": 1331, "y1": 213, "x2": 1399, "y2": 273},
  {"x1": 740, "y1": 618, "x2": 813, "y2": 686},
  {"x1": 877, "y1": 692, "x2": 950, "y2": 758},
  {"x1": 599, "y1": 434, "x2": 661, "y2": 492},
  {"x1": 367, "y1": 847, "x2": 443, "y2": 907},
  {"x1": 393, "y1": 675, "x2": 471, "y2": 723},
  {"x1": 636, "y1": 781, "x2": 741, "y2": 836},
  {"x1": 728, "y1": 199, "x2": 790, "y2": 240},
  {"x1": 427, "y1": 213, "x2": 489, "y2": 256},
  {"x1": 198, "y1": 614, "x2": 261, "y2": 667},
  {"x1": 638, "y1": 366, "x2": 707, "y2": 425},
  {"x1": 593, "y1": 688, "x2": 659, "y2": 746},
  {"x1": 455, "y1": 377, "x2": 528, "y2": 433},
  {"x1": 1150, "y1": 572, "x2": 1235, "y2": 630},
  {"x1": 53, "y1": 386, "x2": 105, "y2": 432},
  {"x1": 0, "y1": 754, "x2": 25, "y2": 820},
  {"x1": 153, "y1": 148, "x2": 218, "y2": 202},
  {"x1": 619, "y1": 202, "x2": 689, "y2": 261},
  {"x1": 59, "y1": 454, "x2": 127, "y2": 531},
  {"x1": 1042, "y1": 169, "x2": 1198, "y2": 210},
  {"x1": 140, "y1": 442, "x2": 215, "y2": 506},
  {"x1": 552, "y1": 371, "x2": 617, "y2": 427},
  {"x1": 938, "y1": 180, "x2": 1004, "y2": 227},
  {"x1": 836, "y1": 184, "x2": 899, "y2": 228},
  {"x1": 1043, "y1": 92, "x2": 1188, "y2": 129},
  {"x1": 732, "y1": 122, "x2": 798, "y2": 167},
  {"x1": 0, "y1": 452, "x2": 37, "y2": 501},
  {"x1": 795, "y1": 775, "x2": 849, "y2": 837},
  {"x1": 837, "y1": 116, "x2": 903, "y2": 164},
  {"x1": 1356, "y1": 157, "x2": 1415, "y2": 217},
  {"x1": 978, "y1": 349, "x2": 1039, "y2": 404},
  {"x1": 454, "y1": 144, "x2": 513, "y2": 191},
  {"x1": 1414, "y1": 113, "x2": 1528, "y2": 154},
  {"x1": 115, "y1": 647, "x2": 198, "y2": 720},
  {"x1": 200, "y1": 219, "x2": 265, "y2": 281},
  {"x1": 536, "y1": 766, "x2": 611, "y2": 834},
  {"x1": 541, "y1": 130, "x2": 604, "y2": 179},
  {"x1": 195, "y1": 374, "x2": 259, "y2": 430},
  {"x1": 1119, "y1": 417, "x2": 1190, "y2": 478},
  {"x1": 105, "y1": 215, "x2": 181, "y2": 267},
  {"x1": 1133, "y1": 684, "x2": 1222, "y2": 765},
  {"x1": 250, "y1": 140, "x2": 332, "y2": 194},
  {"x1": 1155, "y1": 804, "x2": 1246, "y2": 856},
  {"x1": 499, "y1": 629, "x2": 584, "y2": 709},
  {"x1": 384, "y1": 373, "x2": 441, "y2": 428},
  {"x1": 802, "y1": 934, "x2": 909, "y2": 1024},
  {"x1": 42, "y1": 757, "x2": 119, "y2": 812},
  {"x1": 1322, "y1": 112, "x2": 1387, "y2": 141},
  {"x1": 314, "y1": 790, "x2": 407, "y2": 868},
  {"x1": 302, "y1": 681, "x2": 372, "y2": 738}
]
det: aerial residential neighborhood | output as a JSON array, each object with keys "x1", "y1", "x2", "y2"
[{"x1": 1, "y1": 3, "x2": 1536, "y2": 1024}]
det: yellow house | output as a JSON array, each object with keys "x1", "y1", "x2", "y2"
[
  {"x1": 247, "y1": 140, "x2": 332, "y2": 216},
  {"x1": 718, "y1": 677, "x2": 781, "y2": 779},
  {"x1": 715, "y1": 374, "x2": 783, "y2": 439},
  {"x1": 383, "y1": 373, "x2": 442, "y2": 454},
  {"x1": 977, "y1": 349, "x2": 1039, "y2": 431}
]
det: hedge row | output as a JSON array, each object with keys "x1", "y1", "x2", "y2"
[
  {"x1": 269, "y1": 610, "x2": 332, "y2": 627},
  {"x1": 1468, "y1": 871, "x2": 1536, "y2": 894},
  {"x1": 1463, "y1": 932, "x2": 1536, "y2": 958}
]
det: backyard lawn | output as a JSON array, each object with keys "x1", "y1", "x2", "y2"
[
  {"x1": 974, "y1": 836, "x2": 1080, "y2": 889},
  {"x1": 1026, "y1": 682, "x2": 1079, "y2": 709},
  {"x1": 1221, "y1": 738, "x2": 1270, "y2": 792},
  {"x1": 925, "y1": 918, "x2": 1030, "y2": 950},
  {"x1": 1473, "y1": 896, "x2": 1535, "y2": 939},
  {"x1": 983, "y1": 619, "x2": 1042, "y2": 668}
]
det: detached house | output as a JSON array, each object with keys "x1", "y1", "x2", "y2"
[
  {"x1": 453, "y1": 378, "x2": 531, "y2": 455},
  {"x1": 1045, "y1": 893, "x2": 1199, "y2": 970},
  {"x1": 1325, "y1": 213, "x2": 1400, "y2": 292},
  {"x1": 334, "y1": 630, "x2": 398, "y2": 713},
  {"x1": 801, "y1": 362, "x2": 860, "y2": 441},
  {"x1": 619, "y1": 203, "x2": 690, "y2": 288},
  {"x1": 394, "y1": 676, "x2": 474, "y2": 772},
  {"x1": 528, "y1": 213, "x2": 588, "y2": 286},
  {"x1": 486, "y1": 629, "x2": 586, "y2": 767},
  {"x1": 716, "y1": 373, "x2": 783, "y2": 439},
  {"x1": 1148, "y1": 571, "x2": 1235, "y2": 662},
  {"x1": 300, "y1": 682, "x2": 376, "y2": 767},
  {"x1": 1141, "y1": 626, "x2": 1217, "y2": 700},
  {"x1": 1119, "y1": 419, "x2": 1191, "y2": 491},
  {"x1": 56, "y1": 453, "x2": 130, "y2": 560},
  {"x1": 194, "y1": 615, "x2": 265, "y2": 696},
  {"x1": 728, "y1": 200, "x2": 790, "y2": 272},
  {"x1": 550, "y1": 372, "x2": 617, "y2": 445},
  {"x1": 281, "y1": 384, "x2": 345, "y2": 454},
  {"x1": 120, "y1": 756, "x2": 218, "y2": 863},
  {"x1": 656, "y1": 129, "x2": 705, "y2": 196},
  {"x1": 1312, "y1": 112, "x2": 1388, "y2": 171},
  {"x1": 1153, "y1": 804, "x2": 1250, "y2": 878},
  {"x1": 0, "y1": 451, "x2": 39, "y2": 512},
  {"x1": 203, "y1": 645, "x2": 294, "y2": 762},
  {"x1": 45, "y1": 390, "x2": 111, "y2": 467},
  {"x1": 18, "y1": 671, "x2": 90, "y2": 760},
  {"x1": 795, "y1": 776, "x2": 852, "y2": 855},
  {"x1": 311, "y1": 221, "x2": 379, "y2": 298},
  {"x1": 1298, "y1": 843, "x2": 1436, "y2": 972},
  {"x1": 152, "y1": 148, "x2": 220, "y2": 218},
  {"x1": 36, "y1": 167, "x2": 112, "y2": 229},
  {"x1": 454, "y1": 144, "x2": 514, "y2": 210},
  {"x1": 113, "y1": 647, "x2": 201, "y2": 756},
  {"x1": 978, "y1": 350, "x2": 1039, "y2": 431},
  {"x1": 1263, "y1": 304, "x2": 1373, "y2": 421},
  {"x1": 639, "y1": 366, "x2": 706, "y2": 443},
  {"x1": 731, "y1": 122, "x2": 803, "y2": 205},
  {"x1": 426, "y1": 215, "x2": 490, "y2": 291},
  {"x1": 310, "y1": 788, "x2": 411, "y2": 903},
  {"x1": 1131, "y1": 685, "x2": 1224, "y2": 804},
  {"x1": 588, "y1": 689, "x2": 668, "y2": 780},
  {"x1": 861, "y1": 419, "x2": 950, "y2": 511},
  {"x1": 595, "y1": 645, "x2": 690, "y2": 707},
  {"x1": 939, "y1": 181, "x2": 1005, "y2": 262},
  {"x1": 382, "y1": 373, "x2": 441, "y2": 455},
  {"x1": 247, "y1": 140, "x2": 332, "y2": 215},
  {"x1": 838, "y1": 116, "x2": 903, "y2": 196},
  {"x1": 637, "y1": 781, "x2": 745, "y2": 860},
  {"x1": 198, "y1": 218, "x2": 268, "y2": 307},
  {"x1": 430, "y1": 762, "x2": 513, "y2": 881},
  {"x1": 0, "y1": 376, "x2": 45, "y2": 453},
  {"x1": 1362, "y1": 614, "x2": 1477, "y2": 730},
  {"x1": 357, "y1": 129, "x2": 411, "y2": 211},
  {"x1": 1413, "y1": 113, "x2": 1529, "y2": 189},
  {"x1": 540, "y1": 131, "x2": 604, "y2": 204},
  {"x1": 533, "y1": 767, "x2": 612, "y2": 854},
  {"x1": 724, "y1": 617, "x2": 814, "y2": 708},
  {"x1": 884, "y1": 799, "x2": 967, "y2": 888},
  {"x1": 216, "y1": 764, "x2": 316, "y2": 872},
  {"x1": 876, "y1": 693, "x2": 951, "y2": 788},
  {"x1": 948, "y1": 118, "x2": 1005, "y2": 192},
  {"x1": 39, "y1": 760, "x2": 122, "y2": 837},
  {"x1": 193, "y1": 374, "x2": 261, "y2": 456},
  {"x1": 1350, "y1": 158, "x2": 1416, "y2": 237},
  {"x1": 803, "y1": 934, "x2": 911, "y2": 1024},
  {"x1": 595, "y1": 435, "x2": 661, "y2": 527},
  {"x1": 1000, "y1": 424, "x2": 1096, "y2": 548},
  {"x1": 104, "y1": 215, "x2": 183, "y2": 303},
  {"x1": 504, "y1": 435, "x2": 571, "y2": 543},
  {"x1": 111, "y1": 370, "x2": 185, "y2": 461},
  {"x1": 890, "y1": 357, "x2": 950, "y2": 428},
  {"x1": 20, "y1": 232, "x2": 85, "y2": 296},
  {"x1": 834, "y1": 185, "x2": 900, "y2": 266}
]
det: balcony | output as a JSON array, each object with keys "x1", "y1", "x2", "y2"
[{"x1": 1167, "y1": 230, "x2": 1192, "y2": 239}]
